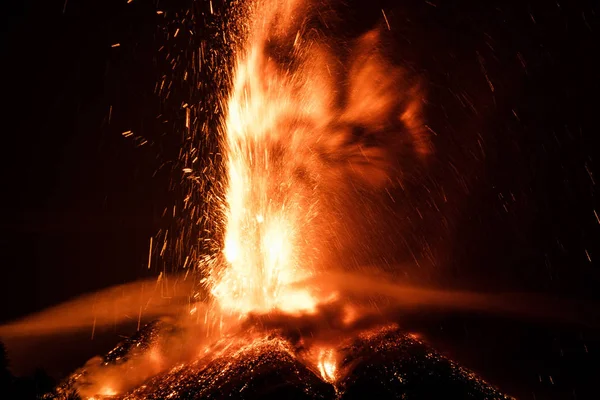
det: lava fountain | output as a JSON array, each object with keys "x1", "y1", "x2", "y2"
[
  {"x1": 210, "y1": 0, "x2": 335, "y2": 315},
  {"x1": 209, "y1": 0, "x2": 429, "y2": 317}
]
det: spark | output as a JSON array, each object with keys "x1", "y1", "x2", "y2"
[
  {"x1": 585, "y1": 163, "x2": 595, "y2": 185},
  {"x1": 148, "y1": 237, "x2": 153, "y2": 269},
  {"x1": 381, "y1": 10, "x2": 391, "y2": 31}
]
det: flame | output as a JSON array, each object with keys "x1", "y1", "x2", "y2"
[
  {"x1": 209, "y1": 0, "x2": 332, "y2": 315},
  {"x1": 207, "y1": 0, "x2": 428, "y2": 317},
  {"x1": 316, "y1": 347, "x2": 338, "y2": 383},
  {"x1": 98, "y1": 386, "x2": 117, "y2": 397}
]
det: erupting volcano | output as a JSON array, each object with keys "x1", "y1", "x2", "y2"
[{"x1": 22, "y1": 0, "x2": 515, "y2": 398}]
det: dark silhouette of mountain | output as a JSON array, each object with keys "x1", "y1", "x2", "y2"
[
  {"x1": 50, "y1": 322, "x2": 510, "y2": 399},
  {"x1": 1, "y1": 341, "x2": 56, "y2": 400}
]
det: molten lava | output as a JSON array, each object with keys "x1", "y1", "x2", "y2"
[
  {"x1": 209, "y1": 0, "x2": 331, "y2": 315},
  {"x1": 316, "y1": 347, "x2": 338, "y2": 383}
]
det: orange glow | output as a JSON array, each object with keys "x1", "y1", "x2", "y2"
[
  {"x1": 209, "y1": 0, "x2": 331, "y2": 315},
  {"x1": 316, "y1": 347, "x2": 338, "y2": 383},
  {"x1": 206, "y1": 0, "x2": 428, "y2": 317},
  {"x1": 148, "y1": 346, "x2": 162, "y2": 366},
  {"x1": 342, "y1": 303, "x2": 359, "y2": 326},
  {"x1": 98, "y1": 386, "x2": 117, "y2": 397}
]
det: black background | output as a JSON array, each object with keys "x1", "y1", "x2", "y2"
[{"x1": 0, "y1": 0, "x2": 599, "y2": 399}]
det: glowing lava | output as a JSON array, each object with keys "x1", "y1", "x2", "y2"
[
  {"x1": 208, "y1": 0, "x2": 336, "y2": 315},
  {"x1": 206, "y1": 0, "x2": 428, "y2": 317},
  {"x1": 316, "y1": 347, "x2": 338, "y2": 383}
]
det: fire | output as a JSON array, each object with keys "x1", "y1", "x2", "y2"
[
  {"x1": 98, "y1": 386, "x2": 117, "y2": 397},
  {"x1": 316, "y1": 347, "x2": 338, "y2": 383},
  {"x1": 208, "y1": 0, "x2": 334, "y2": 315},
  {"x1": 207, "y1": 0, "x2": 428, "y2": 317}
]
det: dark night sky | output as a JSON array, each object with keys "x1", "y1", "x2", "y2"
[
  {"x1": 1, "y1": 0, "x2": 169, "y2": 322},
  {"x1": 0, "y1": 0, "x2": 599, "y2": 397}
]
